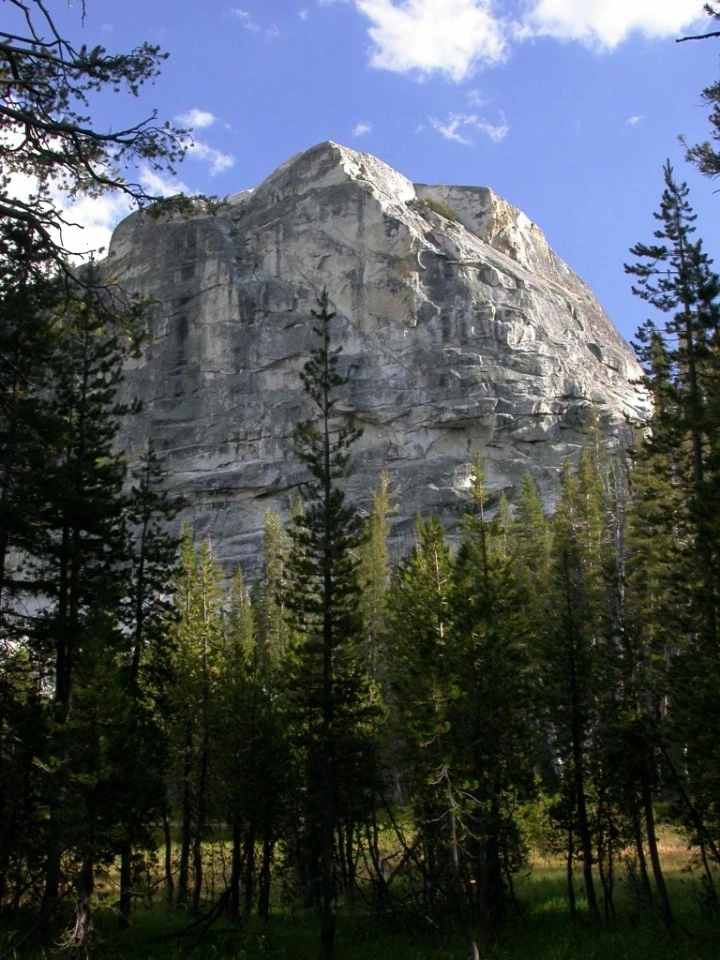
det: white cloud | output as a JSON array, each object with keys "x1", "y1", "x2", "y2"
[
  {"x1": 59, "y1": 167, "x2": 195, "y2": 256},
  {"x1": 353, "y1": 121, "x2": 373, "y2": 136},
  {"x1": 626, "y1": 114, "x2": 643, "y2": 126},
  {"x1": 175, "y1": 108, "x2": 216, "y2": 129},
  {"x1": 228, "y1": 7, "x2": 279, "y2": 37},
  {"x1": 466, "y1": 88, "x2": 487, "y2": 107},
  {"x1": 355, "y1": 0, "x2": 507, "y2": 81},
  {"x1": 523, "y1": 0, "x2": 706, "y2": 48},
  {"x1": 185, "y1": 140, "x2": 235, "y2": 175},
  {"x1": 475, "y1": 114, "x2": 508, "y2": 141},
  {"x1": 299, "y1": 7, "x2": 309, "y2": 19},
  {"x1": 229, "y1": 7, "x2": 261, "y2": 31},
  {"x1": 138, "y1": 168, "x2": 192, "y2": 198},
  {"x1": 3, "y1": 166, "x2": 191, "y2": 261},
  {"x1": 430, "y1": 110, "x2": 508, "y2": 144},
  {"x1": 322, "y1": 1, "x2": 706, "y2": 82}
]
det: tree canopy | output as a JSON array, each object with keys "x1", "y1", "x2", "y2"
[{"x1": 0, "y1": 0, "x2": 184, "y2": 259}]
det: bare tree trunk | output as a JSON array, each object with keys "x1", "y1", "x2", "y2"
[
  {"x1": 566, "y1": 825, "x2": 577, "y2": 919},
  {"x1": 631, "y1": 807, "x2": 653, "y2": 909},
  {"x1": 163, "y1": 814, "x2": 174, "y2": 903},
  {"x1": 257, "y1": 834, "x2": 273, "y2": 921},
  {"x1": 228, "y1": 820, "x2": 242, "y2": 921},
  {"x1": 243, "y1": 818, "x2": 256, "y2": 919},
  {"x1": 444, "y1": 771, "x2": 479, "y2": 960},
  {"x1": 191, "y1": 739, "x2": 209, "y2": 912},
  {"x1": 177, "y1": 727, "x2": 193, "y2": 908},
  {"x1": 641, "y1": 774, "x2": 673, "y2": 931},
  {"x1": 69, "y1": 853, "x2": 94, "y2": 959},
  {"x1": 119, "y1": 837, "x2": 132, "y2": 928}
]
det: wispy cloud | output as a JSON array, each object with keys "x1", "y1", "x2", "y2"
[
  {"x1": 229, "y1": 8, "x2": 260, "y2": 31},
  {"x1": 175, "y1": 108, "x2": 216, "y2": 129},
  {"x1": 430, "y1": 111, "x2": 508, "y2": 145},
  {"x1": 228, "y1": 7, "x2": 280, "y2": 37},
  {"x1": 466, "y1": 89, "x2": 487, "y2": 107},
  {"x1": 299, "y1": 7, "x2": 309, "y2": 19},
  {"x1": 626, "y1": 114, "x2": 643, "y2": 126},
  {"x1": 139, "y1": 168, "x2": 192, "y2": 199},
  {"x1": 185, "y1": 141, "x2": 235, "y2": 175},
  {"x1": 352, "y1": 121, "x2": 373, "y2": 136}
]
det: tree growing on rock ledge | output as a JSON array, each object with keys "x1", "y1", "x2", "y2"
[{"x1": 286, "y1": 289, "x2": 375, "y2": 960}]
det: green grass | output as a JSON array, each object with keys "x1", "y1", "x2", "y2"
[{"x1": 3, "y1": 855, "x2": 718, "y2": 959}]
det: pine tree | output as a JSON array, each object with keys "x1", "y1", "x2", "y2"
[
  {"x1": 0, "y1": 223, "x2": 60, "y2": 625},
  {"x1": 285, "y1": 289, "x2": 370, "y2": 959},
  {"x1": 626, "y1": 165, "x2": 720, "y2": 879},
  {"x1": 683, "y1": 3, "x2": 720, "y2": 177},
  {"x1": 23, "y1": 278, "x2": 146, "y2": 927},
  {"x1": 116, "y1": 445, "x2": 179, "y2": 926},
  {"x1": 541, "y1": 452, "x2": 610, "y2": 919},
  {"x1": 358, "y1": 471, "x2": 394, "y2": 685},
  {"x1": 385, "y1": 514, "x2": 455, "y2": 920},
  {"x1": 447, "y1": 455, "x2": 535, "y2": 948},
  {"x1": 166, "y1": 529, "x2": 224, "y2": 911},
  {"x1": 625, "y1": 162, "x2": 720, "y2": 627}
]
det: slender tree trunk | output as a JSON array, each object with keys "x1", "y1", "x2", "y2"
[
  {"x1": 70, "y1": 853, "x2": 94, "y2": 958},
  {"x1": 445, "y1": 772, "x2": 479, "y2": 960},
  {"x1": 569, "y1": 668, "x2": 599, "y2": 917},
  {"x1": 119, "y1": 837, "x2": 132, "y2": 928},
  {"x1": 641, "y1": 774, "x2": 673, "y2": 931},
  {"x1": 228, "y1": 820, "x2": 242, "y2": 921},
  {"x1": 191, "y1": 738, "x2": 209, "y2": 912},
  {"x1": 566, "y1": 824, "x2": 576, "y2": 919},
  {"x1": 177, "y1": 726, "x2": 193, "y2": 908},
  {"x1": 631, "y1": 806, "x2": 653, "y2": 908},
  {"x1": 163, "y1": 814, "x2": 174, "y2": 903},
  {"x1": 698, "y1": 841, "x2": 718, "y2": 905},
  {"x1": 257, "y1": 833, "x2": 273, "y2": 921},
  {"x1": 243, "y1": 818, "x2": 256, "y2": 918}
]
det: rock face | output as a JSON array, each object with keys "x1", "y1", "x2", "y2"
[{"x1": 106, "y1": 141, "x2": 648, "y2": 570}]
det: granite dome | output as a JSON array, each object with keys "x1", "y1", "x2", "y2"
[{"x1": 106, "y1": 141, "x2": 648, "y2": 569}]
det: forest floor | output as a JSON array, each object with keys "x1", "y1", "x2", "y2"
[{"x1": 3, "y1": 833, "x2": 719, "y2": 959}]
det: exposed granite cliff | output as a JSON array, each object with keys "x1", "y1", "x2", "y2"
[{"x1": 106, "y1": 141, "x2": 648, "y2": 569}]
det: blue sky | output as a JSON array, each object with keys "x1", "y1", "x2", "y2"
[{"x1": 23, "y1": 0, "x2": 720, "y2": 345}]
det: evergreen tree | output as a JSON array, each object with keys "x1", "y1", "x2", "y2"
[
  {"x1": 116, "y1": 445, "x2": 179, "y2": 926},
  {"x1": 683, "y1": 3, "x2": 720, "y2": 177},
  {"x1": 626, "y1": 165, "x2": 720, "y2": 876},
  {"x1": 166, "y1": 529, "x2": 224, "y2": 911},
  {"x1": 447, "y1": 455, "x2": 535, "y2": 948},
  {"x1": 286, "y1": 289, "x2": 371, "y2": 959},
  {"x1": 358, "y1": 471, "x2": 394, "y2": 685},
  {"x1": 542, "y1": 452, "x2": 609, "y2": 919},
  {"x1": 385, "y1": 514, "x2": 455, "y2": 921},
  {"x1": 21, "y1": 279, "x2": 146, "y2": 929},
  {"x1": 215, "y1": 566, "x2": 288, "y2": 921}
]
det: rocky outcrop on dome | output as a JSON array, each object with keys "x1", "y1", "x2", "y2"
[{"x1": 106, "y1": 141, "x2": 648, "y2": 570}]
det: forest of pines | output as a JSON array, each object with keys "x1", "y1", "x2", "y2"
[
  {"x1": 1, "y1": 4, "x2": 720, "y2": 958},
  {"x1": 1, "y1": 236, "x2": 720, "y2": 957}
]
